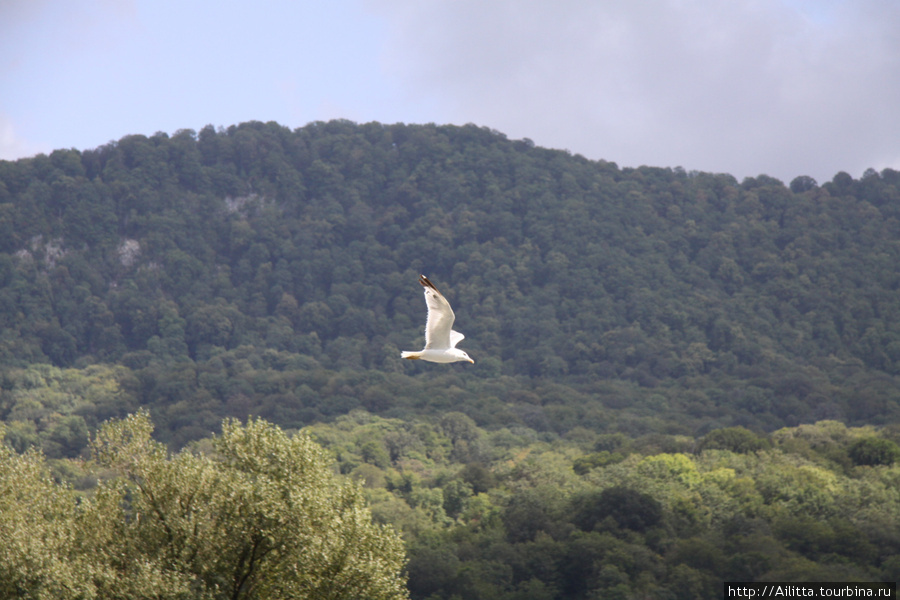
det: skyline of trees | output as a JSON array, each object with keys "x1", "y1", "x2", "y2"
[{"x1": 3, "y1": 120, "x2": 900, "y2": 443}]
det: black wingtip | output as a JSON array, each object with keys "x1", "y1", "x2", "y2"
[{"x1": 419, "y1": 274, "x2": 436, "y2": 291}]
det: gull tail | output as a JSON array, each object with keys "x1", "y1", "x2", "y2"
[{"x1": 401, "y1": 351, "x2": 421, "y2": 360}]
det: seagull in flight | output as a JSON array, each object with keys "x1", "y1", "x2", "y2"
[{"x1": 402, "y1": 275, "x2": 475, "y2": 364}]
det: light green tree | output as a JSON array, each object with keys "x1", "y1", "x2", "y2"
[
  {"x1": 0, "y1": 413, "x2": 409, "y2": 599},
  {"x1": 0, "y1": 431, "x2": 93, "y2": 599}
]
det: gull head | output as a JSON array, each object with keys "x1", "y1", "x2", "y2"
[{"x1": 451, "y1": 349, "x2": 475, "y2": 364}]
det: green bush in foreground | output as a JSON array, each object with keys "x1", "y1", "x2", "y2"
[{"x1": 0, "y1": 412, "x2": 408, "y2": 599}]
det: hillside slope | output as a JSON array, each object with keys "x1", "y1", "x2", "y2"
[{"x1": 2, "y1": 120, "x2": 900, "y2": 446}]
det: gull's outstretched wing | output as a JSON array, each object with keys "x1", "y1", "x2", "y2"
[
  {"x1": 420, "y1": 275, "x2": 456, "y2": 349},
  {"x1": 449, "y1": 330, "x2": 465, "y2": 348}
]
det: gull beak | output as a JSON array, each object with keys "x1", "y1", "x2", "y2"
[{"x1": 468, "y1": 358, "x2": 475, "y2": 364}]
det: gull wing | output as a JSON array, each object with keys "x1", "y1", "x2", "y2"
[
  {"x1": 449, "y1": 330, "x2": 465, "y2": 348},
  {"x1": 419, "y1": 275, "x2": 456, "y2": 349}
]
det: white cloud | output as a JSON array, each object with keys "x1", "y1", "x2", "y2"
[{"x1": 373, "y1": 0, "x2": 900, "y2": 182}]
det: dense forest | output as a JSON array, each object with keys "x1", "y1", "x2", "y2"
[{"x1": 2, "y1": 120, "x2": 900, "y2": 597}]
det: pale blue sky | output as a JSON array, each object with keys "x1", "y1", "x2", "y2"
[
  {"x1": 2, "y1": 0, "x2": 898, "y2": 184},
  {"x1": 1, "y1": 1, "x2": 421, "y2": 153}
]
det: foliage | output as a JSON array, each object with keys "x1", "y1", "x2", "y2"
[
  {"x1": 301, "y1": 412, "x2": 900, "y2": 599},
  {"x1": 6, "y1": 408, "x2": 900, "y2": 599},
  {"x1": 698, "y1": 426, "x2": 770, "y2": 454},
  {"x1": 4, "y1": 120, "x2": 900, "y2": 598},
  {"x1": 2, "y1": 121, "x2": 900, "y2": 442},
  {"x1": 0, "y1": 363, "x2": 135, "y2": 457},
  {"x1": 0, "y1": 436, "x2": 91, "y2": 598},
  {"x1": 848, "y1": 436, "x2": 900, "y2": 466},
  {"x1": 0, "y1": 412, "x2": 408, "y2": 599}
]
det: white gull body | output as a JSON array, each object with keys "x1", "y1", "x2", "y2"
[{"x1": 401, "y1": 275, "x2": 474, "y2": 364}]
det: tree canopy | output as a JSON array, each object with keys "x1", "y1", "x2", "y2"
[
  {"x1": 2, "y1": 120, "x2": 900, "y2": 443},
  {"x1": 4, "y1": 119, "x2": 900, "y2": 598},
  {"x1": 0, "y1": 411, "x2": 408, "y2": 599}
]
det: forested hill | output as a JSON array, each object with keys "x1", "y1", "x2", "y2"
[{"x1": 2, "y1": 119, "x2": 900, "y2": 446}]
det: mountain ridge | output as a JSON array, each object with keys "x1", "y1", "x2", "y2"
[{"x1": 1, "y1": 119, "x2": 900, "y2": 446}]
